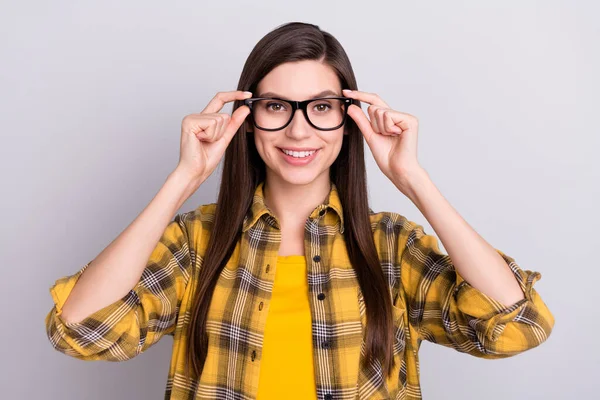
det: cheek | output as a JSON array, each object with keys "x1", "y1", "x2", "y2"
[
  {"x1": 254, "y1": 133, "x2": 274, "y2": 162},
  {"x1": 321, "y1": 131, "x2": 345, "y2": 155},
  {"x1": 254, "y1": 132, "x2": 268, "y2": 153}
]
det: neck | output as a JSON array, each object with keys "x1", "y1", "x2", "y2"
[{"x1": 263, "y1": 171, "x2": 331, "y2": 230}]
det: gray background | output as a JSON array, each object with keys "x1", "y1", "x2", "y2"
[{"x1": 2, "y1": 0, "x2": 597, "y2": 399}]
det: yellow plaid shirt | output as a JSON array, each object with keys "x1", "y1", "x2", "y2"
[{"x1": 45, "y1": 181, "x2": 555, "y2": 399}]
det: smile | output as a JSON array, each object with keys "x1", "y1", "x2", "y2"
[
  {"x1": 277, "y1": 148, "x2": 320, "y2": 165},
  {"x1": 280, "y1": 148, "x2": 317, "y2": 158}
]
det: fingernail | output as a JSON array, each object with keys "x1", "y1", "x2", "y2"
[
  {"x1": 243, "y1": 91, "x2": 252, "y2": 96},
  {"x1": 342, "y1": 89, "x2": 352, "y2": 93}
]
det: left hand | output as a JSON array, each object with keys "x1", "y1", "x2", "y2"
[{"x1": 343, "y1": 89, "x2": 424, "y2": 190}]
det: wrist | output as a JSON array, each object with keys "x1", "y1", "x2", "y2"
[
  {"x1": 172, "y1": 167, "x2": 205, "y2": 186},
  {"x1": 168, "y1": 168, "x2": 205, "y2": 205},
  {"x1": 392, "y1": 166, "x2": 431, "y2": 200}
]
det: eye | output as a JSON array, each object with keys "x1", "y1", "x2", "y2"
[
  {"x1": 313, "y1": 103, "x2": 332, "y2": 112},
  {"x1": 266, "y1": 101, "x2": 287, "y2": 112}
]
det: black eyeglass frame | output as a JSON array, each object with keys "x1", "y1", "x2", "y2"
[{"x1": 243, "y1": 96, "x2": 354, "y2": 131}]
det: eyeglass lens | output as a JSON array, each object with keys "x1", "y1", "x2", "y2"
[{"x1": 252, "y1": 98, "x2": 345, "y2": 130}]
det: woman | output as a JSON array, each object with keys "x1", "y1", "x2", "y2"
[{"x1": 45, "y1": 22, "x2": 555, "y2": 399}]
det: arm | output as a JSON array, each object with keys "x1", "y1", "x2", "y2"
[
  {"x1": 401, "y1": 168, "x2": 524, "y2": 306},
  {"x1": 396, "y1": 168, "x2": 555, "y2": 357},
  {"x1": 44, "y1": 168, "x2": 204, "y2": 361}
]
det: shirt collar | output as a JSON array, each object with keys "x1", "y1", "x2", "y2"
[{"x1": 242, "y1": 180, "x2": 345, "y2": 234}]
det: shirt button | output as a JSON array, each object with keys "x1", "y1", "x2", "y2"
[
  {"x1": 321, "y1": 340, "x2": 329, "y2": 349},
  {"x1": 265, "y1": 264, "x2": 270, "y2": 273},
  {"x1": 313, "y1": 255, "x2": 321, "y2": 262},
  {"x1": 324, "y1": 394, "x2": 333, "y2": 400},
  {"x1": 251, "y1": 350, "x2": 256, "y2": 361},
  {"x1": 317, "y1": 293, "x2": 325, "y2": 300},
  {"x1": 258, "y1": 301, "x2": 263, "y2": 310}
]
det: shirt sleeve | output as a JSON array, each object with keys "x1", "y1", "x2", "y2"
[
  {"x1": 44, "y1": 212, "x2": 196, "y2": 361},
  {"x1": 398, "y1": 221, "x2": 555, "y2": 358}
]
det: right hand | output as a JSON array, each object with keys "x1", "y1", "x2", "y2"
[{"x1": 176, "y1": 90, "x2": 253, "y2": 182}]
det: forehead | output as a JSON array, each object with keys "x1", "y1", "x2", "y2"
[{"x1": 256, "y1": 60, "x2": 341, "y2": 99}]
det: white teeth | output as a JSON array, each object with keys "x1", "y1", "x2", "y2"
[{"x1": 282, "y1": 149, "x2": 316, "y2": 158}]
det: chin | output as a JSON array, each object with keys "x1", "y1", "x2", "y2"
[{"x1": 277, "y1": 172, "x2": 320, "y2": 186}]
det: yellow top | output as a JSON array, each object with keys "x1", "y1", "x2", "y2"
[{"x1": 256, "y1": 255, "x2": 317, "y2": 399}]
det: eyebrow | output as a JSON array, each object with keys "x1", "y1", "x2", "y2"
[{"x1": 256, "y1": 89, "x2": 341, "y2": 99}]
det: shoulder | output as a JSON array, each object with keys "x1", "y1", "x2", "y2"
[
  {"x1": 367, "y1": 210, "x2": 426, "y2": 254},
  {"x1": 368, "y1": 209, "x2": 415, "y2": 234},
  {"x1": 194, "y1": 202, "x2": 218, "y2": 218},
  {"x1": 177, "y1": 203, "x2": 218, "y2": 240},
  {"x1": 177, "y1": 203, "x2": 217, "y2": 224}
]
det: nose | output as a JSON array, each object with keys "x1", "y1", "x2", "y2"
[{"x1": 285, "y1": 108, "x2": 312, "y2": 139}]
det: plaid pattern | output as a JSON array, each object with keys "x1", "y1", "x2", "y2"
[{"x1": 45, "y1": 181, "x2": 554, "y2": 399}]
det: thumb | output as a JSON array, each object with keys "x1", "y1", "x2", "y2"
[
  {"x1": 347, "y1": 104, "x2": 376, "y2": 146},
  {"x1": 223, "y1": 105, "x2": 251, "y2": 143}
]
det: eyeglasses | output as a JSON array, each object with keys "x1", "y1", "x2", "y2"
[{"x1": 243, "y1": 96, "x2": 354, "y2": 131}]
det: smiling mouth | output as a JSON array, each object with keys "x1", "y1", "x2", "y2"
[{"x1": 278, "y1": 148, "x2": 319, "y2": 158}]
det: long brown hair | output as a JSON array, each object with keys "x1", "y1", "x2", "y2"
[{"x1": 185, "y1": 21, "x2": 395, "y2": 380}]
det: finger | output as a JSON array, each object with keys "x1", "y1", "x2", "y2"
[
  {"x1": 376, "y1": 108, "x2": 399, "y2": 136},
  {"x1": 210, "y1": 115, "x2": 222, "y2": 141},
  {"x1": 202, "y1": 90, "x2": 253, "y2": 114},
  {"x1": 367, "y1": 105, "x2": 382, "y2": 133},
  {"x1": 208, "y1": 117, "x2": 220, "y2": 141},
  {"x1": 196, "y1": 118, "x2": 217, "y2": 142},
  {"x1": 222, "y1": 104, "x2": 251, "y2": 143},
  {"x1": 347, "y1": 104, "x2": 376, "y2": 146},
  {"x1": 215, "y1": 114, "x2": 229, "y2": 141},
  {"x1": 375, "y1": 108, "x2": 390, "y2": 135},
  {"x1": 342, "y1": 89, "x2": 389, "y2": 108},
  {"x1": 383, "y1": 111, "x2": 402, "y2": 134},
  {"x1": 387, "y1": 111, "x2": 417, "y2": 133}
]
